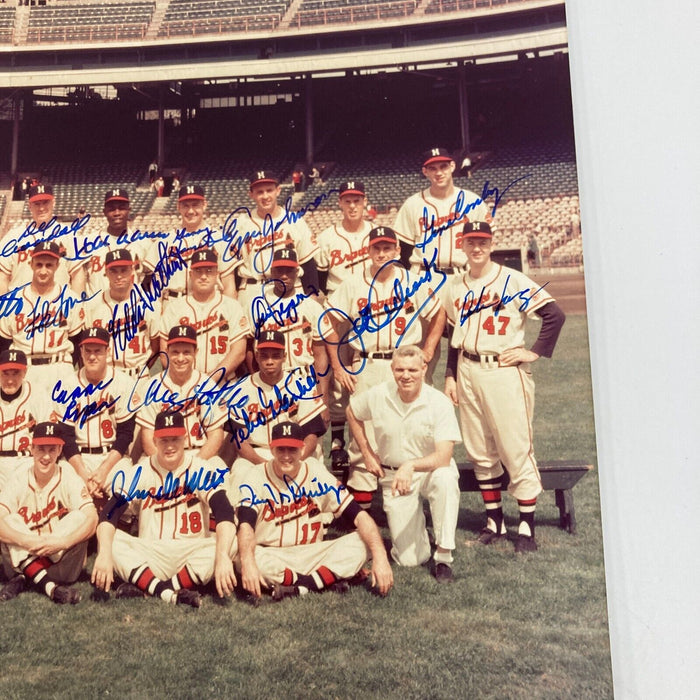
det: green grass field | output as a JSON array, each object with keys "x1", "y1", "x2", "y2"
[{"x1": 0, "y1": 315, "x2": 612, "y2": 699}]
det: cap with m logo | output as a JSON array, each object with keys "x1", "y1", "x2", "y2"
[
  {"x1": 421, "y1": 147, "x2": 452, "y2": 167},
  {"x1": 339, "y1": 180, "x2": 366, "y2": 198},
  {"x1": 154, "y1": 410, "x2": 186, "y2": 438},
  {"x1": 271, "y1": 248, "x2": 299, "y2": 269},
  {"x1": 270, "y1": 420, "x2": 305, "y2": 448},
  {"x1": 0, "y1": 349, "x2": 28, "y2": 370},
  {"x1": 32, "y1": 421, "x2": 65, "y2": 446},
  {"x1": 79, "y1": 327, "x2": 110, "y2": 347},
  {"x1": 178, "y1": 184, "x2": 205, "y2": 201},
  {"x1": 29, "y1": 184, "x2": 54, "y2": 202},
  {"x1": 190, "y1": 248, "x2": 218, "y2": 268},
  {"x1": 104, "y1": 188, "x2": 130, "y2": 203},
  {"x1": 249, "y1": 170, "x2": 278, "y2": 188},
  {"x1": 255, "y1": 330, "x2": 285, "y2": 351},
  {"x1": 167, "y1": 324, "x2": 197, "y2": 346}
]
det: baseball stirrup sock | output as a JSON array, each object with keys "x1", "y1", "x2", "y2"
[
  {"x1": 477, "y1": 475, "x2": 504, "y2": 534},
  {"x1": 517, "y1": 498, "x2": 537, "y2": 538},
  {"x1": 130, "y1": 565, "x2": 176, "y2": 603},
  {"x1": 295, "y1": 566, "x2": 336, "y2": 593},
  {"x1": 348, "y1": 487, "x2": 373, "y2": 510},
  {"x1": 22, "y1": 555, "x2": 56, "y2": 598},
  {"x1": 169, "y1": 564, "x2": 198, "y2": 591}
]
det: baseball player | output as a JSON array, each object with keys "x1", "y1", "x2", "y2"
[
  {"x1": 314, "y1": 180, "x2": 373, "y2": 471},
  {"x1": 160, "y1": 248, "x2": 248, "y2": 379},
  {"x1": 442, "y1": 221, "x2": 565, "y2": 552},
  {"x1": 347, "y1": 345, "x2": 461, "y2": 582},
  {"x1": 50, "y1": 327, "x2": 136, "y2": 498},
  {"x1": 83, "y1": 189, "x2": 149, "y2": 296},
  {"x1": 225, "y1": 330, "x2": 326, "y2": 471},
  {"x1": 0, "y1": 241, "x2": 83, "y2": 394},
  {"x1": 234, "y1": 421, "x2": 393, "y2": 600},
  {"x1": 245, "y1": 249, "x2": 329, "y2": 394},
  {"x1": 136, "y1": 324, "x2": 227, "y2": 460},
  {"x1": 0, "y1": 184, "x2": 87, "y2": 295},
  {"x1": 91, "y1": 410, "x2": 237, "y2": 606},
  {"x1": 142, "y1": 185, "x2": 237, "y2": 303},
  {"x1": 320, "y1": 226, "x2": 445, "y2": 507},
  {"x1": 0, "y1": 350, "x2": 48, "y2": 491},
  {"x1": 0, "y1": 421, "x2": 98, "y2": 604},
  {"x1": 83, "y1": 249, "x2": 161, "y2": 381},
  {"x1": 231, "y1": 171, "x2": 319, "y2": 309}
]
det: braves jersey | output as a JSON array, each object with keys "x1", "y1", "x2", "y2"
[
  {"x1": 83, "y1": 289, "x2": 161, "y2": 374},
  {"x1": 51, "y1": 367, "x2": 134, "y2": 453},
  {"x1": 0, "y1": 463, "x2": 94, "y2": 534},
  {"x1": 315, "y1": 220, "x2": 373, "y2": 292},
  {"x1": 0, "y1": 282, "x2": 83, "y2": 359},
  {"x1": 0, "y1": 223, "x2": 84, "y2": 291},
  {"x1": 323, "y1": 265, "x2": 441, "y2": 353},
  {"x1": 441, "y1": 263, "x2": 553, "y2": 354},
  {"x1": 246, "y1": 286, "x2": 324, "y2": 372},
  {"x1": 112, "y1": 453, "x2": 228, "y2": 540},
  {"x1": 0, "y1": 381, "x2": 47, "y2": 456},
  {"x1": 226, "y1": 371, "x2": 325, "y2": 449},
  {"x1": 83, "y1": 228, "x2": 149, "y2": 296},
  {"x1": 229, "y1": 209, "x2": 318, "y2": 283},
  {"x1": 237, "y1": 457, "x2": 353, "y2": 547},
  {"x1": 393, "y1": 188, "x2": 491, "y2": 270},
  {"x1": 160, "y1": 292, "x2": 249, "y2": 374},
  {"x1": 135, "y1": 368, "x2": 227, "y2": 450}
]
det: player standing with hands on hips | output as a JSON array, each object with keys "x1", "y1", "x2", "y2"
[{"x1": 442, "y1": 221, "x2": 565, "y2": 553}]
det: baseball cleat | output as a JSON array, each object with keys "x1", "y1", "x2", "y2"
[
  {"x1": 0, "y1": 574, "x2": 26, "y2": 602},
  {"x1": 433, "y1": 563, "x2": 454, "y2": 584},
  {"x1": 328, "y1": 580, "x2": 350, "y2": 595},
  {"x1": 347, "y1": 568, "x2": 371, "y2": 586},
  {"x1": 115, "y1": 582, "x2": 146, "y2": 599},
  {"x1": 271, "y1": 583, "x2": 299, "y2": 602},
  {"x1": 476, "y1": 527, "x2": 506, "y2": 545},
  {"x1": 175, "y1": 588, "x2": 202, "y2": 608},
  {"x1": 330, "y1": 441, "x2": 350, "y2": 479},
  {"x1": 90, "y1": 588, "x2": 111, "y2": 603},
  {"x1": 514, "y1": 534, "x2": 538, "y2": 554},
  {"x1": 52, "y1": 585, "x2": 81, "y2": 605}
]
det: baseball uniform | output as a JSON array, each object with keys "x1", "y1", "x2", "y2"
[{"x1": 315, "y1": 219, "x2": 373, "y2": 293}]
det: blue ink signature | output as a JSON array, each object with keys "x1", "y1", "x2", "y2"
[
  {"x1": 318, "y1": 250, "x2": 446, "y2": 373},
  {"x1": 0, "y1": 283, "x2": 29, "y2": 318},
  {"x1": 108, "y1": 463, "x2": 227, "y2": 517},
  {"x1": 459, "y1": 274, "x2": 549, "y2": 324},
  {"x1": 0, "y1": 215, "x2": 92, "y2": 258},
  {"x1": 249, "y1": 281, "x2": 320, "y2": 338},
  {"x1": 52, "y1": 377, "x2": 118, "y2": 429},
  {"x1": 239, "y1": 473, "x2": 346, "y2": 512},
  {"x1": 23, "y1": 285, "x2": 98, "y2": 340}
]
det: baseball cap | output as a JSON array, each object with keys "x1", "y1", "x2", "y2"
[
  {"x1": 190, "y1": 248, "x2": 218, "y2": 268},
  {"x1": 368, "y1": 226, "x2": 398, "y2": 247},
  {"x1": 154, "y1": 410, "x2": 186, "y2": 438},
  {"x1": 104, "y1": 188, "x2": 130, "y2": 204},
  {"x1": 28, "y1": 184, "x2": 54, "y2": 202},
  {"x1": 0, "y1": 349, "x2": 27, "y2": 371},
  {"x1": 270, "y1": 248, "x2": 298, "y2": 268},
  {"x1": 422, "y1": 147, "x2": 453, "y2": 167},
  {"x1": 30, "y1": 241, "x2": 61, "y2": 259},
  {"x1": 270, "y1": 421, "x2": 305, "y2": 449},
  {"x1": 250, "y1": 170, "x2": 278, "y2": 188},
  {"x1": 460, "y1": 221, "x2": 493, "y2": 240},
  {"x1": 79, "y1": 327, "x2": 110, "y2": 347},
  {"x1": 105, "y1": 249, "x2": 136, "y2": 268},
  {"x1": 339, "y1": 181, "x2": 365, "y2": 198},
  {"x1": 167, "y1": 325, "x2": 197, "y2": 346},
  {"x1": 178, "y1": 184, "x2": 205, "y2": 201},
  {"x1": 32, "y1": 421, "x2": 65, "y2": 446},
  {"x1": 256, "y1": 330, "x2": 285, "y2": 351}
]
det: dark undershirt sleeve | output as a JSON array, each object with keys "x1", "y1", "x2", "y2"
[
  {"x1": 335, "y1": 499, "x2": 362, "y2": 530},
  {"x1": 111, "y1": 415, "x2": 136, "y2": 456},
  {"x1": 300, "y1": 259, "x2": 320, "y2": 297},
  {"x1": 209, "y1": 490, "x2": 235, "y2": 524},
  {"x1": 60, "y1": 423, "x2": 80, "y2": 460},
  {"x1": 445, "y1": 345, "x2": 459, "y2": 380},
  {"x1": 317, "y1": 269, "x2": 329, "y2": 296},
  {"x1": 531, "y1": 301, "x2": 566, "y2": 358},
  {"x1": 98, "y1": 495, "x2": 129, "y2": 524},
  {"x1": 302, "y1": 413, "x2": 327, "y2": 438},
  {"x1": 399, "y1": 240, "x2": 413, "y2": 269},
  {"x1": 236, "y1": 505, "x2": 258, "y2": 529}
]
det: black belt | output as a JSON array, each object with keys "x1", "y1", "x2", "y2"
[
  {"x1": 242, "y1": 277, "x2": 258, "y2": 285},
  {"x1": 166, "y1": 290, "x2": 184, "y2": 298},
  {"x1": 0, "y1": 450, "x2": 29, "y2": 457},
  {"x1": 80, "y1": 446, "x2": 111, "y2": 455},
  {"x1": 29, "y1": 355, "x2": 67, "y2": 365},
  {"x1": 359, "y1": 351, "x2": 393, "y2": 360},
  {"x1": 462, "y1": 350, "x2": 500, "y2": 363},
  {"x1": 436, "y1": 266, "x2": 460, "y2": 275}
]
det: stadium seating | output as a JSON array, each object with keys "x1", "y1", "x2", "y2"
[
  {"x1": 293, "y1": 0, "x2": 418, "y2": 28},
  {"x1": 0, "y1": 7, "x2": 15, "y2": 44}
]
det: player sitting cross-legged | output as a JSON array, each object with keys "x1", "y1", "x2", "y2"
[
  {"x1": 91, "y1": 410, "x2": 237, "y2": 607},
  {"x1": 0, "y1": 422, "x2": 98, "y2": 604},
  {"x1": 233, "y1": 421, "x2": 393, "y2": 602}
]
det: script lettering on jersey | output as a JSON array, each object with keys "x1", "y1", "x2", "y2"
[
  {"x1": 22, "y1": 285, "x2": 98, "y2": 340},
  {"x1": 318, "y1": 251, "x2": 446, "y2": 371},
  {"x1": 18, "y1": 496, "x2": 69, "y2": 529},
  {"x1": 52, "y1": 377, "x2": 119, "y2": 429},
  {"x1": 108, "y1": 241, "x2": 187, "y2": 357},
  {"x1": 249, "y1": 280, "x2": 320, "y2": 338},
  {"x1": 459, "y1": 273, "x2": 550, "y2": 324},
  {"x1": 0, "y1": 283, "x2": 29, "y2": 319},
  {"x1": 239, "y1": 474, "x2": 345, "y2": 514},
  {"x1": 108, "y1": 463, "x2": 228, "y2": 517},
  {"x1": 0, "y1": 215, "x2": 91, "y2": 258}
]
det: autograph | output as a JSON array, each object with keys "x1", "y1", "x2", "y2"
[
  {"x1": 459, "y1": 274, "x2": 549, "y2": 324},
  {"x1": 239, "y1": 474, "x2": 346, "y2": 512},
  {"x1": 52, "y1": 376, "x2": 118, "y2": 429},
  {"x1": 0, "y1": 215, "x2": 92, "y2": 259},
  {"x1": 249, "y1": 280, "x2": 320, "y2": 338},
  {"x1": 23, "y1": 285, "x2": 98, "y2": 340}
]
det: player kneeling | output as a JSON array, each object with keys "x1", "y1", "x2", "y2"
[
  {"x1": 91, "y1": 411, "x2": 237, "y2": 608},
  {"x1": 234, "y1": 421, "x2": 393, "y2": 602},
  {"x1": 0, "y1": 422, "x2": 98, "y2": 604}
]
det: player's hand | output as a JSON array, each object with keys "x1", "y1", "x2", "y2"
[
  {"x1": 87, "y1": 475, "x2": 104, "y2": 498},
  {"x1": 321, "y1": 407, "x2": 331, "y2": 427},
  {"x1": 91, "y1": 552, "x2": 115, "y2": 592},
  {"x1": 444, "y1": 377, "x2": 458, "y2": 406},
  {"x1": 240, "y1": 559, "x2": 263, "y2": 600},
  {"x1": 391, "y1": 463, "x2": 414, "y2": 497},
  {"x1": 371, "y1": 558, "x2": 394, "y2": 596},
  {"x1": 498, "y1": 347, "x2": 539, "y2": 367},
  {"x1": 29, "y1": 534, "x2": 66, "y2": 557},
  {"x1": 335, "y1": 367, "x2": 358, "y2": 394},
  {"x1": 422, "y1": 348, "x2": 434, "y2": 365},
  {"x1": 214, "y1": 557, "x2": 237, "y2": 598},
  {"x1": 364, "y1": 453, "x2": 385, "y2": 479}
]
